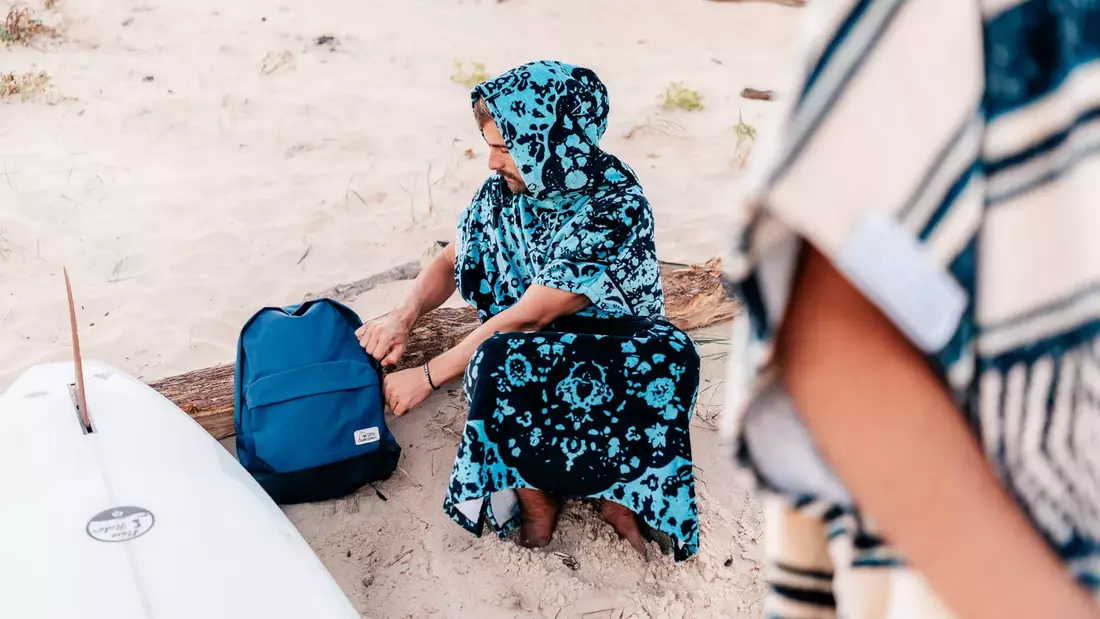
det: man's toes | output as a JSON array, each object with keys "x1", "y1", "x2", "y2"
[
  {"x1": 519, "y1": 512, "x2": 556, "y2": 548},
  {"x1": 516, "y1": 489, "x2": 559, "y2": 548},
  {"x1": 599, "y1": 500, "x2": 637, "y2": 527},
  {"x1": 600, "y1": 500, "x2": 649, "y2": 559},
  {"x1": 519, "y1": 527, "x2": 553, "y2": 548}
]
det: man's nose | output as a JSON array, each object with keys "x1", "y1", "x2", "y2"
[{"x1": 488, "y1": 151, "x2": 505, "y2": 171}]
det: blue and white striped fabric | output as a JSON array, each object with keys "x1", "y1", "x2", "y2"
[{"x1": 726, "y1": 1, "x2": 1100, "y2": 616}]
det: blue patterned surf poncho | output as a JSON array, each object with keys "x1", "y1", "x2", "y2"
[{"x1": 443, "y1": 60, "x2": 702, "y2": 560}]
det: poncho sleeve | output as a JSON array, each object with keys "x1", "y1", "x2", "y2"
[
  {"x1": 729, "y1": 0, "x2": 985, "y2": 395},
  {"x1": 532, "y1": 190, "x2": 663, "y2": 318}
]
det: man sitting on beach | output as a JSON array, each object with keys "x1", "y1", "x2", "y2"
[{"x1": 356, "y1": 60, "x2": 701, "y2": 560}]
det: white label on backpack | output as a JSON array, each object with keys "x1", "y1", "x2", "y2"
[{"x1": 354, "y1": 427, "x2": 381, "y2": 446}]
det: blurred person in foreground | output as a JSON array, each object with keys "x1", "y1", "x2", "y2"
[
  {"x1": 358, "y1": 61, "x2": 701, "y2": 560},
  {"x1": 725, "y1": 1, "x2": 1100, "y2": 617}
]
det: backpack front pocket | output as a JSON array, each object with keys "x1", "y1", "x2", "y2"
[{"x1": 244, "y1": 360, "x2": 385, "y2": 473}]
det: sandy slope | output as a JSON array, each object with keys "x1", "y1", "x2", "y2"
[{"x1": 1, "y1": 0, "x2": 804, "y2": 616}]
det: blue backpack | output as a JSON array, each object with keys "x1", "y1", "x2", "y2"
[{"x1": 234, "y1": 298, "x2": 401, "y2": 504}]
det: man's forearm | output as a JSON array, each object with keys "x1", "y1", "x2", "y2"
[
  {"x1": 394, "y1": 247, "x2": 457, "y2": 327},
  {"x1": 428, "y1": 284, "x2": 589, "y2": 385},
  {"x1": 779, "y1": 248, "x2": 1099, "y2": 619},
  {"x1": 429, "y1": 304, "x2": 551, "y2": 384}
]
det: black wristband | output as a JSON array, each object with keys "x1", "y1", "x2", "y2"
[{"x1": 423, "y1": 362, "x2": 440, "y2": 391}]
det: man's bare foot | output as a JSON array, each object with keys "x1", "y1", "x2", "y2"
[
  {"x1": 515, "y1": 488, "x2": 559, "y2": 548},
  {"x1": 600, "y1": 500, "x2": 648, "y2": 559}
]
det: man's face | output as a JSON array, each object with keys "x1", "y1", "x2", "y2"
[{"x1": 482, "y1": 120, "x2": 528, "y2": 195}]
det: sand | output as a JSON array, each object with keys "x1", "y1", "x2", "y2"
[
  {"x1": 225, "y1": 331, "x2": 768, "y2": 619},
  {"x1": 1, "y1": 0, "x2": 805, "y2": 616}
]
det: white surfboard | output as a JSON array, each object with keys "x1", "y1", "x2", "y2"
[{"x1": 0, "y1": 359, "x2": 363, "y2": 618}]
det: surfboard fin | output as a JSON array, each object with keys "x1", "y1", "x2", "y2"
[{"x1": 64, "y1": 268, "x2": 93, "y2": 433}]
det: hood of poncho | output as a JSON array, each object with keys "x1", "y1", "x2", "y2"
[{"x1": 472, "y1": 60, "x2": 636, "y2": 203}]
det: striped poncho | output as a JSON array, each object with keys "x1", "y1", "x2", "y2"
[{"x1": 726, "y1": 1, "x2": 1100, "y2": 616}]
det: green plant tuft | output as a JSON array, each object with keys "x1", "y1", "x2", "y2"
[
  {"x1": 661, "y1": 82, "x2": 704, "y2": 112},
  {"x1": 451, "y1": 61, "x2": 490, "y2": 89}
]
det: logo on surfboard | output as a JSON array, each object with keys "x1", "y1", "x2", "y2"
[{"x1": 86, "y1": 506, "x2": 155, "y2": 543}]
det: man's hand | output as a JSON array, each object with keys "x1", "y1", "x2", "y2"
[
  {"x1": 356, "y1": 311, "x2": 413, "y2": 367},
  {"x1": 383, "y1": 367, "x2": 433, "y2": 417},
  {"x1": 355, "y1": 244, "x2": 457, "y2": 366}
]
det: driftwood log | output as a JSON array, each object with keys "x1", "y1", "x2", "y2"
[{"x1": 149, "y1": 258, "x2": 740, "y2": 439}]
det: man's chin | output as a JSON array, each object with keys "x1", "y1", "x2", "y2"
[{"x1": 504, "y1": 179, "x2": 528, "y2": 194}]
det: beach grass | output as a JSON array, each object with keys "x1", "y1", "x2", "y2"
[
  {"x1": 693, "y1": 335, "x2": 731, "y2": 362},
  {"x1": 1, "y1": 71, "x2": 51, "y2": 101},
  {"x1": 734, "y1": 113, "x2": 756, "y2": 142},
  {"x1": 1, "y1": 6, "x2": 55, "y2": 46},
  {"x1": 734, "y1": 112, "x2": 757, "y2": 167},
  {"x1": 451, "y1": 61, "x2": 490, "y2": 89},
  {"x1": 661, "y1": 82, "x2": 704, "y2": 112},
  {"x1": 0, "y1": 229, "x2": 11, "y2": 261}
]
